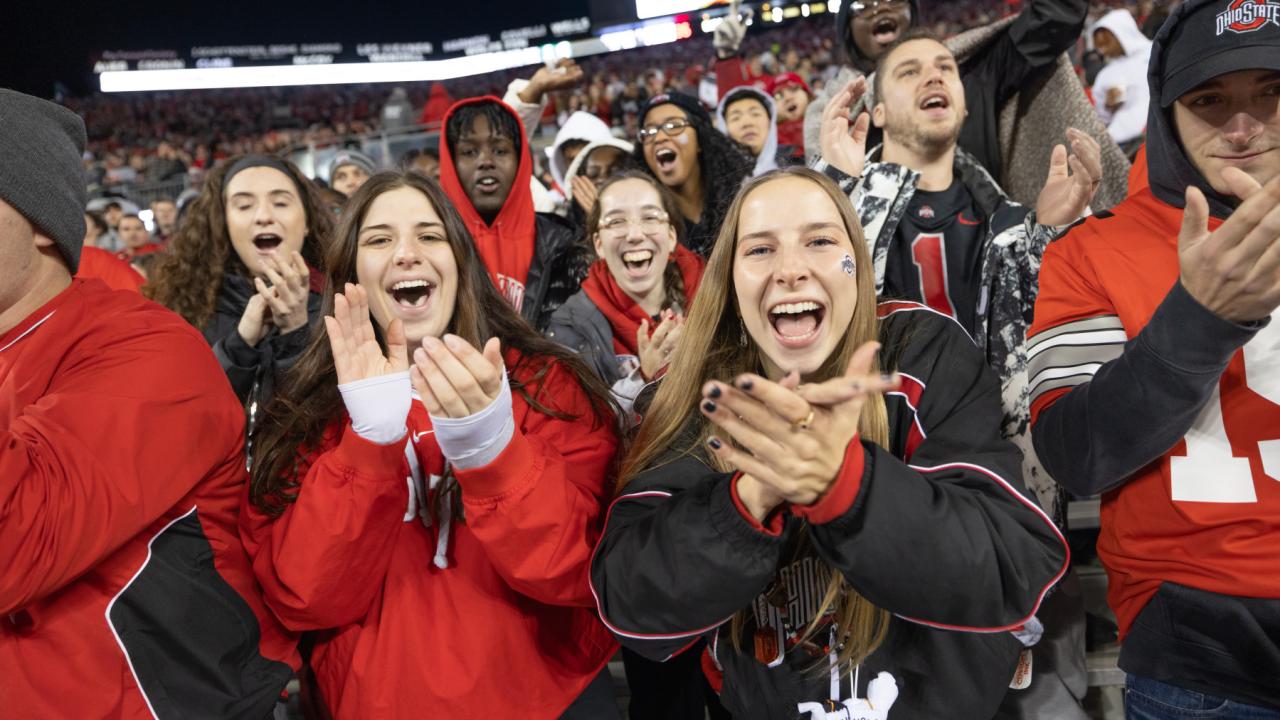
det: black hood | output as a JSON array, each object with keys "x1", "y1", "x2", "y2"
[
  {"x1": 837, "y1": 0, "x2": 923, "y2": 73},
  {"x1": 1145, "y1": 0, "x2": 1245, "y2": 219}
]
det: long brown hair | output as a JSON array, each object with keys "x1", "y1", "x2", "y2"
[
  {"x1": 249, "y1": 171, "x2": 617, "y2": 516},
  {"x1": 145, "y1": 156, "x2": 333, "y2": 329},
  {"x1": 619, "y1": 166, "x2": 891, "y2": 673},
  {"x1": 585, "y1": 171, "x2": 691, "y2": 314}
]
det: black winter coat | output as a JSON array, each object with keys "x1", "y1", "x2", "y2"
[
  {"x1": 590, "y1": 305, "x2": 1069, "y2": 718},
  {"x1": 522, "y1": 213, "x2": 593, "y2": 332}
]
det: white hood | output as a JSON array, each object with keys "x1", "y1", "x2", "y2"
[
  {"x1": 545, "y1": 112, "x2": 615, "y2": 190},
  {"x1": 563, "y1": 137, "x2": 637, "y2": 188},
  {"x1": 716, "y1": 86, "x2": 779, "y2": 177},
  {"x1": 1089, "y1": 9, "x2": 1152, "y2": 58}
]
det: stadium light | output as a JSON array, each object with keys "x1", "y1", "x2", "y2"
[{"x1": 100, "y1": 45, "x2": 546, "y2": 92}]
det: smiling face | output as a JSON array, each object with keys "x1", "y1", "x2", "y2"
[
  {"x1": 773, "y1": 84, "x2": 810, "y2": 122},
  {"x1": 1173, "y1": 69, "x2": 1280, "y2": 196},
  {"x1": 225, "y1": 166, "x2": 308, "y2": 278},
  {"x1": 593, "y1": 177, "x2": 679, "y2": 315},
  {"x1": 356, "y1": 186, "x2": 459, "y2": 347},
  {"x1": 452, "y1": 114, "x2": 518, "y2": 222},
  {"x1": 641, "y1": 104, "x2": 700, "y2": 190},
  {"x1": 873, "y1": 38, "x2": 966, "y2": 157},
  {"x1": 733, "y1": 176, "x2": 859, "y2": 379},
  {"x1": 724, "y1": 95, "x2": 770, "y2": 157},
  {"x1": 850, "y1": 0, "x2": 912, "y2": 62}
]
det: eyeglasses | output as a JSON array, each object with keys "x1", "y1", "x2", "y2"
[
  {"x1": 638, "y1": 118, "x2": 692, "y2": 144},
  {"x1": 851, "y1": 0, "x2": 908, "y2": 15},
  {"x1": 598, "y1": 212, "x2": 670, "y2": 236}
]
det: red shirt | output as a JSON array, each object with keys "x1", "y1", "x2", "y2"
[
  {"x1": 1029, "y1": 189, "x2": 1280, "y2": 639},
  {"x1": 76, "y1": 246, "x2": 144, "y2": 292}
]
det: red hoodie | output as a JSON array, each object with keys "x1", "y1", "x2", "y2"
[
  {"x1": 438, "y1": 97, "x2": 538, "y2": 314},
  {"x1": 1, "y1": 279, "x2": 297, "y2": 717},
  {"x1": 241, "y1": 352, "x2": 619, "y2": 718},
  {"x1": 76, "y1": 246, "x2": 144, "y2": 292}
]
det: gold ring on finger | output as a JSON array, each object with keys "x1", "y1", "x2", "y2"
[{"x1": 791, "y1": 407, "x2": 815, "y2": 432}]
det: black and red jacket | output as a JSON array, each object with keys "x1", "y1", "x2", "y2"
[
  {"x1": 0, "y1": 279, "x2": 297, "y2": 718},
  {"x1": 590, "y1": 303, "x2": 1069, "y2": 718}
]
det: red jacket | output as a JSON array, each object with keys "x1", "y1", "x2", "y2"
[
  {"x1": 241, "y1": 353, "x2": 619, "y2": 718},
  {"x1": 0, "y1": 278, "x2": 297, "y2": 717}
]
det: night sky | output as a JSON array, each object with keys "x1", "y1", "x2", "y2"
[{"x1": 3, "y1": 0, "x2": 598, "y2": 97}]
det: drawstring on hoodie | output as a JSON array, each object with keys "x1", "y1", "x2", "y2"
[{"x1": 431, "y1": 471, "x2": 454, "y2": 569}]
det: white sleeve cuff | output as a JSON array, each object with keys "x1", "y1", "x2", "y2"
[
  {"x1": 431, "y1": 369, "x2": 515, "y2": 470},
  {"x1": 338, "y1": 371, "x2": 412, "y2": 445}
]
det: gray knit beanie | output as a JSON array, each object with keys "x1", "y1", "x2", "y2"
[{"x1": 0, "y1": 89, "x2": 88, "y2": 273}]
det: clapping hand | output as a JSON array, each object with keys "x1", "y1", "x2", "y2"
[
  {"x1": 637, "y1": 310, "x2": 683, "y2": 381},
  {"x1": 411, "y1": 334, "x2": 507, "y2": 418},
  {"x1": 1035, "y1": 128, "x2": 1103, "y2": 227},
  {"x1": 701, "y1": 342, "x2": 899, "y2": 520},
  {"x1": 819, "y1": 76, "x2": 872, "y2": 180},
  {"x1": 325, "y1": 283, "x2": 408, "y2": 385}
]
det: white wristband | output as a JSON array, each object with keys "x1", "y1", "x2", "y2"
[
  {"x1": 431, "y1": 369, "x2": 515, "y2": 470},
  {"x1": 338, "y1": 371, "x2": 412, "y2": 445}
]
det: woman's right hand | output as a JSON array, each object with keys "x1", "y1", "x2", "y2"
[
  {"x1": 572, "y1": 175, "x2": 599, "y2": 214},
  {"x1": 324, "y1": 283, "x2": 408, "y2": 385},
  {"x1": 636, "y1": 310, "x2": 683, "y2": 380},
  {"x1": 237, "y1": 293, "x2": 271, "y2": 348}
]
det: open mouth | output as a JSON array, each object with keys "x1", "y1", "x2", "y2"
[
  {"x1": 252, "y1": 233, "x2": 283, "y2": 251},
  {"x1": 872, "y1": 17, "x2": 900, "y2": 45},
  {"x1": 475, "y1": 176, "x2": 501, "y2": 194},
  {"x1": 768, "y1": 300, "x2": 826, "y2": 348},
  {"x1": 621, "y1": 249, "x2": 655, "y2": 277},
  {"x1": 654, "y1": 147, "x2": 679, "y2": 173},
  {"x1": 388, "y1": 278, "x2": 435, "y2": 311},
  {"x1": 919, "y1": 92, "x2": 950, "y2": 114},
  {"x1": 785, "y1": 101, "x2": 801, "y2": 115}
]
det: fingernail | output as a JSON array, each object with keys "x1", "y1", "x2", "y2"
[
  {"x1": 850, "y1": 381, "x2": 862, "y2": 391},
  {"x1": 423, "y1": 336, "x2": 441, "y2": 350},
  {"x1": 702, "y1": 400, "x2": 717, "y2": 413},
  {"x1": 707, "y1": 437, "x2": 723, "y2": 450},
  {"x1": 443, "y1": 334, "x2": 462, "y2": 350},
  {"x1": 737, "y1": 377, "x2": 753, "y2": 391},
  {"x1": 707, "y1": 385, "x2": 721, "y2": 399},
  {"x1": 880, "y1": 373, "x2": 898, "y2": 383}
]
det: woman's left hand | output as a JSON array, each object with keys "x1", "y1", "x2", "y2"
[
  {"x1": 701, "y1": 342, "x2": 898, "y2": 505},
  {"x1": 411, "y1": 334, "x2": 507, "y2": 418},
  {"x1": 255, "y1": 250, "x2": 311, "y2": 335}
]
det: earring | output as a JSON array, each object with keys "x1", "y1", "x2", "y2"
[{"x1": 738, "y1": 318, "x2": 748, "y2": 348}]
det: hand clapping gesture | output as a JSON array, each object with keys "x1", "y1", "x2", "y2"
[
  {"x1": 237, "y1": 251, "x2": 312, "y2": 346},
  {"x1": 819, "y1": 76, "x2": 872, "y2": 180},
  {"x1": 411, "y1": 334, "x2": 507, "y2": 418},
  {"x1": 324, "y1": 283, "x2": 408, "y2": 385},
  {"x1": 636, "y1": 310, "x2": 683, "y2": 381},
  {"x1": 1035, "y1": 128, "x2": 1103, "y2": 227},
  {"x1": 700, "y1": 342, "x2": 900, "y2": 519}
]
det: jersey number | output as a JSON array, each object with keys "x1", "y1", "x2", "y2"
[
  {"x1": 910, "y1": 233, "x2": 956, "y2": 318},
  {"x1": 1171, "y1": 315, "x2": 1280, "y2": 503}
]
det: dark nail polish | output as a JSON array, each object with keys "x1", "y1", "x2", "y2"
[
  {"x1": 738, "y1": 378, "x2": 753, "y2": 391},
  {"x1": 708, "y1": 385, "x2": 721, "y2": 399},
  {"x1": 707, "y1": 437, "x2": 723, "y2": 450},
  {"x1": 702, "y1": 400, "x2": 717, "y2": 413}
]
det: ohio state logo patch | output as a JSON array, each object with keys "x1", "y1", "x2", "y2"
[{"x1": 1216, "y1": 0, "x2": 1280, "y2": 35}]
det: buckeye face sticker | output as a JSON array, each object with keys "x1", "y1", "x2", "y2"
[{"x1": 842, "y1": 253, "x2": 856, "y2": 276}]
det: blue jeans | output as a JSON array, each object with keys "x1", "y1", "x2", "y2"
[{"x1": 1126, "y1": 675, "x2": 1280, "y2": 719}]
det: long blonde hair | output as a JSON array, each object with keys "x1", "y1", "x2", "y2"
[{"x1": 618, "y1": 166, "x2": 890, "y2": 673}]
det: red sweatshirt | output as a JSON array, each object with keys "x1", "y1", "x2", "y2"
[
  {"x1": 241, "y1": 354, "x2": 619, "y2": 718},
  {"x1": 0, "y1": 278, "x2": 297, "y2": 718}
]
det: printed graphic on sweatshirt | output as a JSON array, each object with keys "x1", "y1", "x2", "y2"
[
  {"x1": 750, "y1": 556, "x2": 832, "y2": 665},
  {"x1": 497, "y1": 274, "x2": 526, "y2": 313}
]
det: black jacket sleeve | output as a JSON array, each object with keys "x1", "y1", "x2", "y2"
[
  {"x1": 976, "y1": 0, "x2": 1088, "y2": 106},
  {"x1": 1032, "y1": 281, "x2": 1262, "y2": 496},
  {"x1": 810, "y1": 312, "x2": 1068, "y2": 630},
  {"x1": 590, "y1": 450, "x2": 786, "y2": 662}
]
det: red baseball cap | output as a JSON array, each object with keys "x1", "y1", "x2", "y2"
[{"x1": 768, "y1": 72, "x2": 812, "y2": 97}]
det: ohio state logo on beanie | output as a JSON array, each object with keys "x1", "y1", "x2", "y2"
[{"x1": 1216, "y1": 0, "x2": 1280, "y2": 35}]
